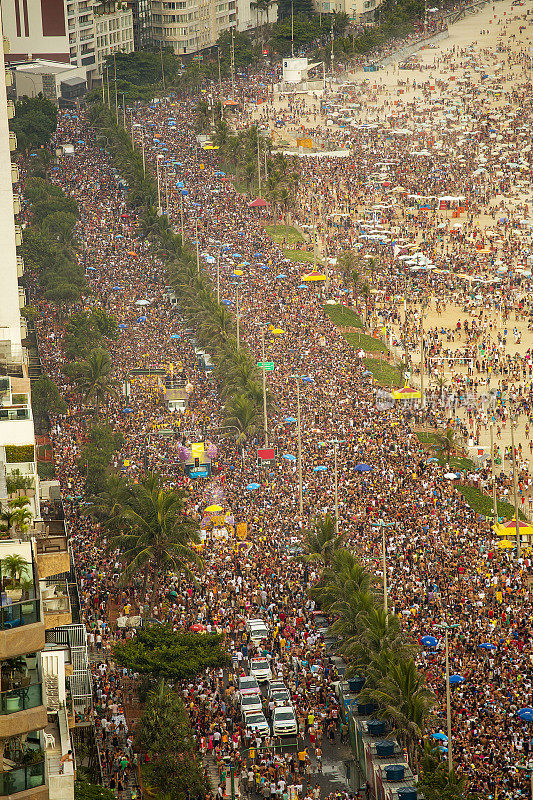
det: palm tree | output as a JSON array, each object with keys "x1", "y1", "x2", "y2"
[
  {"x1": 8, "y1": 501, "x2": 33, "y2": 535},
  {"x1": 1, "y1": 554, "x2": 30, "y2": 586},
  {"x1": 342, "y1": 606, "x2": 412, "y2": 669},
  {"x1": 75, "y1": 348, "x2": 118, "y2": 411},
  {"x1": 301, "y1": 513, "x2": 341, "y2": 566},
  {"x1": 358, "y1": 658, "x2": 435, "y2": 770},
  {"x1": 222, "y1": 394, "x2": 262, "y2": 445},
  {"x1": 311, "y1": 548, "x2": 375, "y2": 611},
  {"x1": 434, "y1": 426, "x2": 460, "y2": 466},
  {"x1": 104, "y1": 473, "x2": 201, "y2": 618}
]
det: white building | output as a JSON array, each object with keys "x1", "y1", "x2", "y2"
[
  {"x1": 312, "y1": 0, "x2": 382, "y2": 23},
  {"x1": 93, "y1": 2, "x2": 135, "y2": 78},
  {"x1": 11, "y1": 60, "x2": 87, "y2": 100},
  {"x1": 151, "y1": 0, "x2": 275, "y2": 56}
]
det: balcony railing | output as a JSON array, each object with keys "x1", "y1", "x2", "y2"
[
  {"x1": 43, "y1": 595, "x2": 70, "y2": 613},
  {"x1": 0, "y1": 408, "x2": 30, "y2": 422},
  {"x1": 0, "y1": 598, "x2": 39, "y2": 630},
  {"x1": 0, "y1": 683, "x2": 43, "y2": 714},
  {"x1": 0, "y1": 761, "x2": 45, "y2": 794}
]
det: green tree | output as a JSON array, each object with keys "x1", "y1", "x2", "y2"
[
  {"x1": 434, "y1": 427, "x2": 461, "y2": 466},
  {"x1": 113, "y1": 626, "x2": 229, "y2": 682},
  {"x1": 31, "y1": 373, "x2": 67, "y2": 427},
  {"x1": 79, "y1": 424, "x2": 123, "y2": 495},
  {"x1": 74, "y1": 348, "x2": 118, "y2": 410},
  {"x1": 223, "y1": 394, "x2": 262, "y2": 444},
  {"x1": 217, "y1": 30, "x2": 256, "y2": 74},
  {"x1": 103, "y1": 473, "x2": 201, "y2": 617},
  {"x1": 75, "y1": 782, "x2": 115, "y2": 800},
  {"x1": 10, "y1": 95, "x2": 58, "y2": 151},
  {"x1": 1, "y1": 553, "x2": 30, "y2": 585},
  {"x1": 301, "y1": 512, "x2": 341, "y2": 565},
  {"x1": 137, "y1": 682, "x2": 207, "y2": 800}
]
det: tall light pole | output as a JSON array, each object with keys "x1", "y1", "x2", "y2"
[
  {"x1": 445, "y1": 627, "x2": 453, "y2": 773},
  {"x1": 156, "y1": 155, "x2": 163, "y2": 215},
  {"x1": 510, "y1": 415, "x2": 521, "y2": 557},
  {"x1": 195, "y1": 217, "x2": 200, "y2": 275},
  {"x1": 236, "y1": 282, "x2": 240, "y2": 350},
  {"x1": 296, "y1": 376, "x2": 303, "y2": 516},
  {"x1": 375, "y1": 520, "x2": 394, "y2": 616},
  {"x1": 328, "y1": 439, "x2": 342, "y2": 534},
  {"x1": 490, "y1": 421, "x2": 498, "y2": 521},
  {"x1": 257, "y1": 126, "x2": 262, "y2": 199},
  {"x1": 217, "y1": 250, "x2": 221, "y2": 304},
  {"x1": 261, "y1": 326, "x2": 268, "y2": 447},
  {"x1": 180, "y1": 194, "x2": 184, "y2": 246}
]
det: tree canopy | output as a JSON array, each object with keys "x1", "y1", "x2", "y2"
[
  {"x1": 113, "y1": 626, "x2": 229, "y2": 681},
  {"x1": 10, "y1": 94, "x2": 57, "y2": 151}
]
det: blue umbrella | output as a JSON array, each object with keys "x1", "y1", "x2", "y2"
[
  {"x1": 112, "y1": 286, "x2": 122, "y2": 290},
  {"x1": 313, "y1": 466, "x2": 327, "y2": 472},
  {"x1": 176, "y1": 181, "x2": 184, "y2": 188},
  {"x1": 438, "y1": 746, "x2": 448, "y2": 753},
  {"x1": 260, "y1": 265, "x2": 270, "y2": 269},
  {"x1": 284, "y1": 416, "x2": 297, "y2": 423},
  {"x1": 118, "y1": 324, "x2": 128, "y2": 330},
  {"x1": 431, "y1": 733, "x2": 448, "y2": 741},
  {"x1": 276, "y1": 273, "x2": 287, "y2": 279},
  {"x1": 518, "y1": 708, "x2": 533, "y2": 722},
  {"x1": 222, "y1": 299, "x2": 232, "y2": 306},
  {"x1": 448, "y1": 674, "x2": 465, "y2": 685},
  {"x1": 427, "y1": 457, "x2": 439, "y2": 463},
  {"x1": 247, "y1": 483, "x2": 260, "y2": 491},
  {"x1": 354, "y1": 463, "x2": 372, "y2": 472},
  {"x1": 180, "y1": 189, "x2": 189, "y2": 195},
  {"x1": 254, "y1": 252, "x2": 264, "y2": 257},
  {"x1": 302, "y1": 377, "x2": 315, "y2": 383},
  {"x1": 214, "y1": 171, "x2": 225, "y2": 176},
  {"x1": 283, "y1": 454, "x2": 296, "y2": 461},
  {"x1": 298, "y1": 284, "x2": 307, "y2": 288},
  {"x1": 86, "y1": 266, "x2": 97, "y2": 271},
  {"x1": 138, "y1": 316, "x2": 147, "y2": 322},
  {"x1": 479, "y1": 643, "x2": 496, "y2": 650},
  {"x1": 122, "y1": 408, "x2": 134, "y2": 413},
  {"x1": 421, "y1": 636, "x2": 438, "y2": 648},
  {"x1": 170, "y1": 334, "x2": 181, "y2": 339}
]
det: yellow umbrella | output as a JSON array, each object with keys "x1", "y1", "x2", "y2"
[
  {"x1": 494, "y1": 518, "x2": 533, "y2": 537},
  {"x1": 303, "y1": 273, "x2": 327, "y2": 282},
  {"x1": 271, "y1": 328, "x2": 285, "y2": 335},
  {"x1": 391, "y1": 385, "x2": 422, "y2": 400},
  {"x1": 233, "y1": 269, "x2": 244, "y2": 276},
  {"x1": 205, "y1": 504, "x2": 223, "y2": 513},
  {"x1": 497, "y1": 540, "x2": 516, "y2": 549}
]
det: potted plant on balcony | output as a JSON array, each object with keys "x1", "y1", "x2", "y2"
[{"x1": 1, "y1": 554, "x2": 30, "y2": 601}]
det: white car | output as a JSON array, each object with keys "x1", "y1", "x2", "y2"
[
  {"x1": 244, "y1": 711, "x2": 270, "y2": 737},
  {"x1": 271, "y1": 688, "x2": 291, "y2": 707},
  {"x1": 268, "y1": 680, "x2": 287, "y2": 698},
  {"x1": 249, "y1": 657, "x2": 272, "y2": 683},
  {"x1": 240, "y1": 694, "x2": 263, "y2": 716},
  {"x1": 238, "y1": 675, "x2": 260, "y2": 697},
  {"x1": 246, "y1": 618, "x2": 269, "y2": 643},
  {"x1": 272, "y1": 706, "x2": 298, "y2": 737}
]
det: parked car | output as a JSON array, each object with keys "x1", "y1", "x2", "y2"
[
  {"x1": 272, "y1": 706, "x2": 298, "y2": 737},
  {"x1": 270, "y1": 688, "x2": 291, "y2": 707},
  {"x1": 249, "y1": 657, "x2": 272, "y2": 683},
  {"x1": 238, "y1": 675, "x2": 260, "y2": 697},
  {"x1": 240, "y1": 693, "x2": 263, "y2": 716},
  {"x1": 267, "y1": 679, "x2": 286, "y2": 697},
  {"x1": 243, "y1": 711, "x2": 270, "y2": 737}
]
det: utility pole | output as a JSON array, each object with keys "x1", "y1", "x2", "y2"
[
  {"x1": 236, "y1": 282, "x2": 240, "y2": 350},
  {"x1": 113, "y1": 53, "x2": 119, "y2": 125},
  {"x1": 382, "y1": 522, "x2": 388, "y2": 616},
  {"x1": 195, "y1": 217, "x2": 200, "y2": 274},
  {"x1": 230, "y1": 27, "x2": 235, "y2": 99},
  {"x1": 156, "y1": 157, "x2": 162, "y2": 214},
  {"x1": 291, "y1": 0, "x2": 294, "y2": 58},
  {"x1": 330, "y1": 15, "x2": 334, "y2": 77},
  {"x1": 141, "y1": 129, "x2": 146, "y2": 176},
  {"x1": 106, "y1": 68, "x2": 111, "y2": 109},
  {"x1": 180, "y1": 195, "x2": 184, "y2": 246},
  {"x1": 490, "y1": 421, "x2": 498, "y2": 521},
  {"x1": 420, "y1": 311, "x2": 425, "y2": 409},
  {"x1": 217, "y1": 46, "x2": 223, "y2": 116},
  {"x1": 217, "y1": 250, "x2": 220, "y2": 304},
  {"x1": 445, "y1": 627, "x2": 453, "y2": 773},
  {"x1": 296, "y1": 376, "x2": 303, "y2": 516},
  {"x1": 160, "y1": 40, "x2": 166, "y2": 91},
  {"x1": 510, "y1": 416, "x2": 521, "y2": 557},
  {"x1": 122, "y1": 94, "x2": 126, "y2": 129},
  {"x1": 261, "y1": 327, "x2": 268, "y2": 446},
  {"x1": 257, "y1": 126, "x2": 262, "y2": 198}
]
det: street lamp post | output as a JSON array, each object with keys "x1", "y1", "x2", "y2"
[
  {"x1": 328, "y1": 439, "x2": 342, "y2": 535},
  {"x1": 261, "y1": 326, "x2": 268, "y2": 447},
  {"x1": 445, "y1": 626, "x2": 453, "y2": 773},
  {"x1": 296, "y1": 377, "x2": 303, "y2": 516},
  {"x1": 156, "y1": 155, "x2": 163, "y2": 215},
  {"x1": 217, "y1": 250, "x2": 221, "y2": 304},
  {"x1": 180, "y1": 194, "x2": 184, "y2": 246},
  {"x1": 374, "y1": 520, "x2": 394, "y2": 616},
  {"x1": 195, "y1": 217, "x2": 200, "y2": 275},
  {"x1": 510, "y1": 415, "x2": 521, "y2": 557},
  {"x1": 236, "y1": 282, "x2": 240, "y2": 350},
  {"x1": 490, "y1": 421, "x2": 498, "y2": 521}
]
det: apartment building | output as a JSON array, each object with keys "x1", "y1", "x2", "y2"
[
  {"x1": 151, "y1": 0, "x2": 275, "y2": 56},
  {"x1": 94, "y1": 3, "x2": 135, "y2": 76},
  {"x1": 313, "y1": 0, "x2": 382, "y2": 23}
]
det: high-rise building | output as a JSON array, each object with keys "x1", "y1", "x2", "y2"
[{"x1": 127, "y1": 0, "x2": 153, "y2": 49}]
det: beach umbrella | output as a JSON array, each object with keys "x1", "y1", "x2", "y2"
[
  {"x1": 283, "y1": 454, "x2": 296, "y2": 461},
  {"x1": 444, "y1": 472, "x2": 458, "y2": 479},
  {"x1": 122, "y1": 408, "x2": 134, "y2": 413},
  {"x1": 497, "y1": 540, "x2": 516, "y2": 549},
  {"x1": 302, "y1": 377, "x2": 314, "y2": 383},
  {"x1": 214, "y1": 171, "x2": 225, "y2": 176},
  {"x1": 420, "y1": 636, "x2": 438, "y2": 648},
  {"x1": 479, "y1": 643, "x2": 496, "y2": 650},
  {"x1": 205, "y1": 505, "x2": 223, "y2": 513},
  {"x1": 427, "y1": 457, "x2": 439, "y2": 463},
  {"x1": 313, "y1": 466, "x2": 327, "y2": 472},
  {"x1": 431, "y1": 733, "x2": 448, "y2": 741},
  {"x1": 448, "y1": 674, "x2": 464, "y2": 685},
  {"x1": 118, "y1": 324, "x2": 128, "y2": 330},
  {"x1": 233, "y1": 269, "x2": 244, "y2": 276},
  {"x1": 86, "y1": 266, "x2": 97, "y2": 271},
  {"x1": 170, "y1": 334, "x2": 180, "y2": 340},
  {"x1": 135, "y1": 299, "x2": 150, "y2": 306},
  {"x1": 271, "y1": 328, "x2": 285, "y2": 335},
  {"x1": 221, "y1": 299, "x2": 232, "y2": 306},
  {"x1": 284, "y1": 416, "x2": 297, "y2": 423},
  {"x1": 518, "y1": 708, "x2": 533, "y2": 722},
  {"x1": 190, "y1": 623, "x2": 207, "y2": 632},
  {"x1": 137, "y1": 316, "x2": 147, "y2": 323},
  {"x1": 276, "y1": 273, "x2": 287, "y2": 279},
  {"x1": 303, "y1": 273, "x2": 327, "y2": 282},
  {"x1": 354, "y1": 463, "x2": 372, "y2": 472},
  {"x1": 247, "y1": 483, "x2": 260, "y2": 491}
]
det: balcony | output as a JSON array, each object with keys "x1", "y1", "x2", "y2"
[
  {"x1": 14, "y1": 226, "x2": 22, "y2": 246},
  {"x1": 0, "y1": 681, "x2": 47, "y2": 740},
  {"x1": 5, "y1": 70, "x2": 13, "y2": 88},
  {"x1": 0, "y1": 761, "x2": 46, "y2": 798},
  {"x1": 0, "y1": 599, "x2": 45, "y2": 661},
  {"x1": 16, "y1": 258, "x2": 24, "y2": 278},
  {"x1": 9, "y1": 133, "x2": 17, "y2": 152},
  {"x1": 7, "y1": 101, "x2": 14, "y2": 120},
  {"x1": 42, "y1": 584, "x2": 71, "y2": 630},
  {"x1": 35, "y1": 534, "x2": 69, "y2": 581},
  {"x1": 11, "y1": 165, "x2": 19, "y2": 184},
  {"x1": 13, "y1": 195, "x2": 21, "y2": 216}
]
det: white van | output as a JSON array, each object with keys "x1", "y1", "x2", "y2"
[{"x1": 246, "y1": 618, "x2": 269, "y2": 643}]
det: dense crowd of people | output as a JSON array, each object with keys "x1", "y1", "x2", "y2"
[{"x1": 22, "y1": 1, "x2": 533, "y2": 798}]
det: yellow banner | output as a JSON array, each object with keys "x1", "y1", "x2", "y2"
[
  {"x1": 236, "y1": 523, "x2": 248, "y2": 540},
  {"x1": 191, "y1": 442, "x2": 204, "y2": 456}
]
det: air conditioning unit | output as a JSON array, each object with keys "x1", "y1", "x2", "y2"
[
  {"x1": 14, "y1": 225, "x2": 22, "y2": 246},
  {"x1": 16, "y1": 256, "x2": 24, "y2": 277},
  {"x1": 7, "y1": 100, "x2": 14, "y2": 119},
  {"x1": 5, "y1": 69, "x2": 13, "y2": 87},
  {"x1": 9, "y1": 132, "x2": 17, "y2": 152},
  {"x1": 13, "y1": 194, "x2": 21, "y2": 215},
  {"x1": 11, "y1": 163, "x2": 19, "y2": 183}
]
